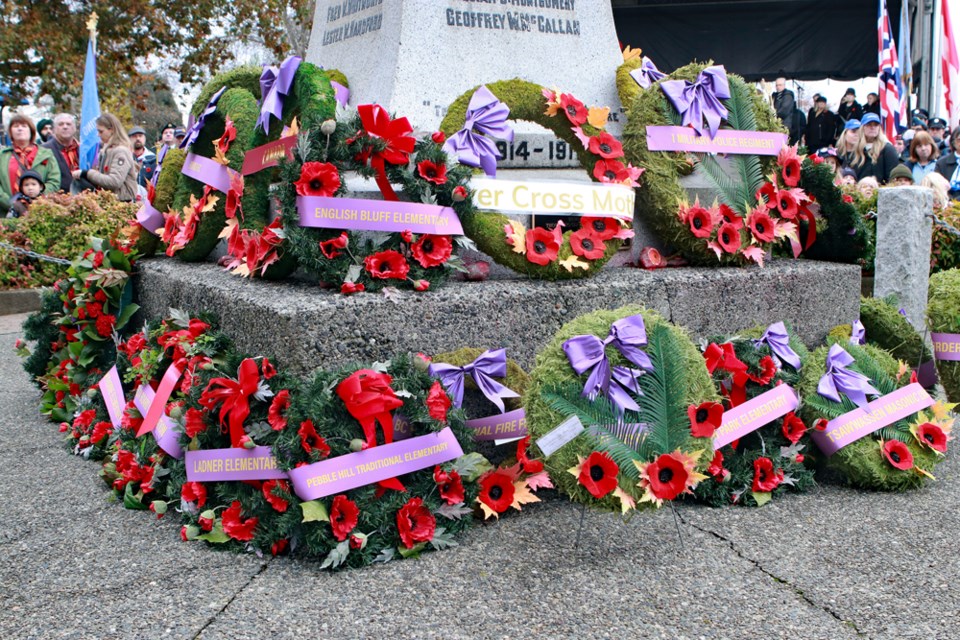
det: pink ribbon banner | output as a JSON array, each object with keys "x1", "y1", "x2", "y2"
[
  {"x1": 810, "y1": 382, "x2": 934, "y2": 457},
  {"x1": 241, "y1": 136, "x2": 297, "y2": 175},
  {"x1": 133, "y1": 382, "x2": 183, "y2": 459},
  {"x1": 645, "y1": 126, "x2": 787, "y2": 155},
  {"x1": 297, "y1": 196, "x2": 464, "y2": 235},
  {"x1": 181, "y1": 152, "x2": 239, "y2": 194},
  {"x1": 288, "y1": 427, "x2": 463, "y2": 501},
  {"x1": 136, "y1": 364, "x2": 182, "y2": 437},
  {"x1": 465, "y1": 408, "x2": 527, "y2": 441},
  {"x1": 98, "y1": 366, "x2": 126, "y2": 429},
  {"x1": 135, "y1": 202, "x2": 165, "y2": 236},
  {"x1": 185, "y1": 446, "x2": 288, "y2": 482},
  {"x1": 931, "y1": 333, "x2": 960, "y2": 362},
  {"x1": 713, "y1": 384, "x2": 799, "y2": 449}
]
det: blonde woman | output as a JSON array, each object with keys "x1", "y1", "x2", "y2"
[
  {"x1": 851, "y1": 113, "x2": 899, "y2": 183},
  {"x1": 922, "y1": 172, "x2": 950, "y2": 211},
  {"x1": 837, "y1": 119, "x2": 860, "y2": 168},
  {"x1": 71, "y1": 112, "x2": 138, "y2": 202}
]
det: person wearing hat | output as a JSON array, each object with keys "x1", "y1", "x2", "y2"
[
  {"x1": 928, "y1": 117, "x2": 949, "y2": 154},
  {"x1": 888, "y1": 164, "x2": 915, "y2": 187},
  {"x1": 0, "y1": 113, "x2": 60, "y2": 216},
  {"x1": 839, "y1": 166, "x2": 858, "y2": 186},
  {"x1": 806, "y1": 95, "x2": 839, "y2": 152},
  {"x1": 815, "y1": 147, "x2": 842, "y2": 177},
  {"x1": 35, "y1": 118, "x2": 54, "y2": 144},
  {"x1": 838, "y1": 88, "x2": 862, "y2": 122},
  {"x1": 904, "y1": 130, "x2": 939, "y2": 183},
  {"x1": 159, "y1": 122, "x2": 177, "y2": 153},
  {"x1": 173, "y1": 128, "x2": 186, "y2": 146},
  {"x1": 7, "y1": 169, "x2": 45, "y2": 217},
  {"x1": 128, "y1": 126, "x2": 156, "y2": 188},
  {"x1": 852, "y1": 112, "x2": 899, "y2": 183},
  {"x1": 935, "y1": 126, "x2": 960, "y2": 199},
  {"x1": 838, "y1": 119, "x2": 860, "y2": 168}
]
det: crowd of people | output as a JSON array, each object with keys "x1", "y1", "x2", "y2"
[{"x1": 0, "y1": 113, "x2": 186, "y2": 218}]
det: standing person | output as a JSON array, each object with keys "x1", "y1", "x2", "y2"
[
  {"x1": 837, "y1": 119, "x2": 861, "y2": 167},
  {"x1": 904, "y1": 130, "x2": 939, "y2": 183},
  {"x1": 852, "y1": 113, "x2": 899, "y2": 183},
  {"x1": 864, "y1": 93, "x2": 881, "y2": 116},
  {"x1": 805, "y1": 95, "x2": 839, "y2": 151},
  {"x1": 0, "y1": 114, "x2": 60, "y2": 216},
  {"x1": 928, "y1": 117, "x2": 949, "y2": 154},
  {"x1": 900, "y1": 129, "x2": 915, "y2": 161},
  {"x1": 772, "y1": 77, "x2": 796, "y2": 143},
  {"x1": 159, "y1": 122, "x2": 177, "y2": 153},
  {"x1": 41, "y1": 113, "x2": 80, "y2": 193},
  {"x1": 128, "y1": 126, "x2": 156, "y2": 188},
  {"x1": 36, "y1": 118, "x2": 54, "y2": 143},
  {"x1": 70, "y1": 113, "x2": 138, "y2": 202},
  {"x1": 838, "y1": 88, "x2": 863, "y2": 122},
  {"x1": 935, "y1": 127, "x2": 960, "y2": 199}
]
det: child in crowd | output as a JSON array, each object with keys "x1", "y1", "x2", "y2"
[
  {"x1": 838, "y1": 167, "x2": 858, "y2": 187},
  {"x1": 857, "y1": 176, "x2": 879, "y2": 199},
  {"x1": 8, "y1": 170, "x2": 45, "y2": 218},
  {"x1": 816, "y1": 147, "x2": 841, "y2": 178},
  {"x1": 922, "y1": 172, "x2": 951, "y2": 211},
  {"x1": 888, "y1": 164, "x2": 915, "y2": 186}
]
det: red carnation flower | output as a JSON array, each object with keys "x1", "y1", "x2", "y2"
[
  {"x1": 685, "y1": 205, "x2": 716, "y2": 238},
  {"x1": 262, "y1": 479, "x2": 290, "y2": 513},
  {"x1": 781, "y1": 412, "x2": 807, "y2": 444},
  {"x1": 753, "y1": 355, "x2": 778, "y2": 385},
  {"x1": 221, "y1": 501, "x2": 258, "y2": 541},
  {"x1": 588, "y1": 132, "x2": 623, "y2": 159},
  {"x1": 364, "y1": 250, "x2": 410, "y2": 279},
  {"x1": 95, "y1": 314, "x2": 116, "y2": 337},
  {"x1": 91, "y1": 421, "x2": 113, "y2": 444},
  {"x1": 434, "y1": 466, "x2": 465, "y2": 505},
  {"x1": 411, "y1": 234, "x2": 453, "y2": 268},
  {"x1": 299, "y1": 419, "x2": 331, "y2": 457},
  {"x1": 330, "y1": 494, "x2": 359, "y2": 541},
  {"x1": 184, "y1": 407, "x2": 206, "y2": 438},
  {"x1": 716, "y1": 222, "x2": 742, "y2": 254},
  {"x1": 577, "y1": 451, "x2": 620, "y2": 499},
  {"x1": 688, "y1": 401, "x2": 724, "y2": 438},
  {"x1": 642, "y1": 453, "x2": 689, "y2": 502},
  {"x1": 747, "y1": 209, "x2": 776, "y2": 243},
  {"x1": 294, "y1": 161, "x2": 341, "y2": 197},
  {"x1": 842, "y1": 194, "x2": 854, "y2": 204},
  {"x1": 569, "y1": 227, "x2": 607, "y2": 260},
  {"x1": 92, "y1": 251, "x2": 104, "y2": 268},
  {"x1": 525, "y1": 226, "x2": 561, "y2": 265},
  {"x1": 319, "y1": 232, "x2": 349, "y2": 259},
  {"x1": 271, "y1": 539, "x2": 289, "y2": 556},
  {"x1": 580, "y1": 216, "x2": 620, "y2": 241},
  {"x1": 752, "y1": 457, "x2": 784, "y2": 492},
  {"x1": 593, "y1": 159, "x2": 629, "y2": 183},
  {"x1": 426, "y1": 380, "x2": 451, "y2": 423},
  {"x1": 340, "y1": 282, "x2": 365, "y2": 295},
  {"x1": 559, "y1": 93, "x2": 587, "y2": 125},
  {"x1": 882, "y1": 439, "x2": 914, "y2": 470},
  {"x1": 916, "y1": 422, "x2": 948, "y2": 453},
  {"x1": 181, "y1": 481, "x2": 207, "y2": 508},
  {"x1": 517, "y1": 436, "x2": 544, "y2": 474},
  {"x1": 478, "y1": 470, "x2": 515, "y2": 514},
  {"x1": 75, "y1": 409, "x2": 97, "y2": 429},
  {"x1": 417, "y1": 160, "x2": 448, "y2": 185},
  {"x1": 452, "y1": 185, "x2": 468, "y2": 202},
  {"x1": 396, "y1": 497, "x2": 436, "y2": 548},
  {"x1": 268, "y1": 389, "x2": 290, "y2": 431}
]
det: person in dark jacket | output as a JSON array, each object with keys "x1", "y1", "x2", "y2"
[
  {"x1": 36, "y1": 118, "x2": 54, "y2": 143},
  {"x1": 935, "y1": 126, "x2": 960, "y2": 199},
  {"x1": 864, "y1": 93, "x2": 881, "y2": 116},
  {"x1": 928, "y1": 117, "x2": 950, "y2": 154},
  {"x1": 40, "y1": 113, "x2": 79, "y2": 193},
  {"x1": 838, "y1": 88, "x2": 863, "y2": 122},
  {"x1": 851, "y1": 113, "x2": 899, "y2": 183},
  {"x1": 128, "y1": 126, "x2": 157, "y2": 188},
  {"x1": 772, "y1": 78, "x2": 796, "y2": 142},
  {"x1": 805, "y1": 95, "x2": 839, "y2": 152}
]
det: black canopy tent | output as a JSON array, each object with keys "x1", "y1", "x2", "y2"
[{"x1": 612, "y1": 0, "x2": 904, "y2": 82}]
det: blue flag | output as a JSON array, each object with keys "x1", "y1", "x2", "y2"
[{"x1": 79, "y1": 38, "x2": 100, "y2": 171}]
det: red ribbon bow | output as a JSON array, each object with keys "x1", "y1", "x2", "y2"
[
  {"x1": 356, "y1": 104, "x2": 416, "y2": 201},
  {"x1": 704, "y1": 342, "x2": 751, "y2": 407},
  {"x1": 336, "y1": 369, "x2": 405, "y2": 448},
  {"x1": 199, "y1": 358, "x2": 261, "y2": 447}
]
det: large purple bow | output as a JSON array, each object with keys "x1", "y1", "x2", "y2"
[
  {"x1": 753, "y1": 322, "x2": 802, "y2": 371},
  {"x1": 428, "y1": 348, "x2": 520, "y2": 413},
  {"x1": 817, "y1": 344, "x2": 880, "y2": 408},
  {"x1": 180, "y1": 86, "x2": 226, "y2": 150},
  {"x1": 443, "y1": 85, "x2": 514, "y2": 177},
  {"x1": 850, "y1": 320, "x2": 866, "y2": 345},
  {"x1": 629, "y1": 57, "x2": 667, "y2": 90},
  {"x1": 562, "y1": 315, "x2": 655, "y2": 414},
  {"x1": 257, "y1": 55, "x2": 302, "y2": 135},
  {"x1": 660, "y1": 64, "x2": 730, "y2": 139}
]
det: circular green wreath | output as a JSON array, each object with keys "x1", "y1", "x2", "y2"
[
  {"x1": 694, "y1": 326, "x2": 816, "y2": 507},
  {"x1": 797, "y1": 340, "x2": 949, "y2": 491},
  {"x1": 795, "y1": 158, "x2": 869, "y2": 263},
  {"x1": 524, "y1": 305, "x2": 718, "y2": 512},
  {"x1": 928, "y1": 270, "x2": 960, "y2": 402},
  {"x1": 439, "y1": 79, "x2": 631, "y2": 280}
]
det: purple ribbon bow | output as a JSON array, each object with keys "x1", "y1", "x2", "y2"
[
  {"x1": 428, "y1": 348, "x2": 520, "y2": 413},
  {"x1": 257, "y1": 55, "x2": 302, "y2": 135},
  {"x1": 629, "y1": 57, "x2": 667, "y2": 89},
  {"x1": 443, "y1": 85, "x2": 514, "y2": 177},
  {"x1": 660, "y1": 64, "x2": 730, "y2": 139},
  {"x1": 180, "y1": 86, "x2": 226, "y2": 150},
  {"x1": 850, "y1": 320, "x2": 866, "y2": 345},
  {"x1": 817, "y1": 344, "x2": 880, "y2": 408},
  {"x1": 331, "y1": 81, "x2": 350, "y2": 108},
  {"x1": 151, "y1": 145, "x2": 169, "y2": 188},
  {"x1": 562, "y1": 315, "x2": 655, "y2": 414},
  {"x1": 753, "y1": 322, "x2": 802, "y2": 371}
]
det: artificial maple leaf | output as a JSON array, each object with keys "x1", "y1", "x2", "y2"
[
  {"x1": 504, "y1": 220, "x2": 527, "y2": 254},
  {"x1": 612, "y1": 486, "x2": 636, "y2": 514},
  {"x1": 202, "y1": 195, "x2": 220, "y2": 213},
  {"x1": 510, "y1": 480, "x2": 541, "y2": 510},
  {"x1": 571, "y1": 125, "x2": 591, "y2": 148},
  {"x1": 282, "y1": 117, "x2": 300, "y2": 138},
  {"x1": 542, "y1": 87, "x2": 561, "y2": 117},
  {"x1": 525, "y1": 471, "x2": 554, "y2": 491},
  {"x1": 896, "y1": 360, "x2": 911, "y2": 382},
  {"x1": 622, "y1": 45, "x2": 642, "y2": 61},
  {"x1": 478, "y1": 501, "x2": 499, "y2": 520},
  {"x1": 915, "y1": 466, "x2": 936, "y2": 480},
  {"x1": 587, "y1": 106, "x2": 610, "y2": 129},
  {"x1": 559, "y1": 255, "x2": 590, "y2": 272},
  {"x1": 930, "y1": 401, "x2": 958, "y2": 424},
  {"x1": 212, "y1": 144, "x2": 230, "y2": 166},
  {"x1": 740, "y1": 245, "x2": 766, "y2": 267},
  {"x1": 219, "y1": 217, "x2": 239, "y2": 240}
]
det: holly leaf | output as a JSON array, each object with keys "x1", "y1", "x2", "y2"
[
  {"x1": 320, "y1": 540, "x2": 350, "y2": 569},
  {"x1": 300, "y1": 500, "x2": 330, "y2": 523},
  {"x1": 397, "y1": 542, "x2": 425, "y2": 558},
  {"x1": 196, "y1": 523, "x2": 231, "y2": 544},
  {"x1": 779, "y1": 473, "x2": 797, "y2": 487},
  {"x1": 436, "y1": 502, "x2": 473, "y2": 520},
  {"x1": 510, "y1": 480, "x2": 541, "y2": 511},
  {"x1": 429, "y1": 527, "x2": 458, "y2": 551},
  {"x1": 372, "y1": 547, "x2": 396, "y2": 564},
  {"x1": 443, "y1": 255, "x2": 469, "y2": 273},
  {"x1": 524, "y1": 471, "x2": 554, "y2": 491},
  {"x1": 751, "y1": 491, "x2": 772, "y2": 507},
  {"x1": 371, "y1": 360, "x2": 392, "y2": 373},
  {"x1": 559, "y1": 255, "x2": 589, "y2": 273},
  {"x1": 451, "y1": 452, "x2": 493, "y2": 482},
  {"x1": 168, "y1": 308, "x2": 192, "y2": 329},
  {"x1": 454, "y1": 235, "x2": 478, "y2": 252},
  {"x1": 504, "y1": 220, "x2": 527, "y2": 254},
  {"x1": 367, "y1": 232, "x2": 392, "y2": 248}
]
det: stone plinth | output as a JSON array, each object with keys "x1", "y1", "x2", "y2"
[
  {"x1": 874, "y1": 187, "x2": 933, "y2": 332},
  {"x1": 135, "y1": 258, "x2": 860, "y2": 376}
]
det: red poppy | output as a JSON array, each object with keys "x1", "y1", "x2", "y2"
[
  {"x1": 576, "y1": 451, "x2": 620, "y2": 499},
  {"x1": 685, "y1": 205, "x2": 716, "y2": 238},
  {"x1": 268, "y1": 389, "x2": 290, "y2": 431},
  {"x1": 271, "y1": 539, "x2": 289, "y2": 556},
  {"x1": 517, "y1": 436, "x2": 544, "y2": 474},
  {"x1": 319, "y1": 232, "x2": 349, "y2": 260},
  {"x1": 842, "y1": 194, "x2": 854, "y2": 204},
  {"x1": 413, "y1": 279, "x2": 430, "y2": 292},
  {"x1": 184, "y1": 407, "x2": 206, "y2": 438},
  {"x1": 777, "y1": 145, "x2": 802, "y2": 187},
  {"x1": 756, "y1": 182, "x2": 778, "y2": 208},
  {"x1": 641, "y1": 453, "x2": 689, "y2": 502},
  {"x1": 707, "y1": 450, "x2": 728, "y2": 481},
  {"x1": 593, "y1": 159, "x2": 629, "y2": 183},
  {"x1": 718, "y1": 204, "x2": 744, "y2": 230},
  {"x1": 747, "y1": 209, "x2": 776, "y2": 242},
  {"x1": 776, "y1": 189, "x2": 799, "y2": 219},
  {"x1": 559, "y1": 93, "x2": 587, "y2": 125},
  {"x1": 588, "y1": 132, "x2": 623, "y2": 159},
  {"x1": 882, "y1": 439, "x2": 914, "y2": 470},
  {"x1": 434, "y1": 466, "x2": 465, "y2": 505},
  {"x1": 262, "y1": 479, "x2": 290, "y2": 513},
  {"x1": 340, "y1": 282, "x2": 365, "y2": 295},
  {"x1": 813, "y1": 418, "x2": 829, "y2": 431},
  {"x1": 294, "y1": 161, "x2": 341, "y2": 197},
  {"x1": 580, "y1": 216, "x2": 620, "y2": 241},
  {"x1": 452, "y1": 185, "x2": 468, "y2": 202},
  {"x1": 781, "y1": 412, "x2": 807, "y2": 444},
  {"x1": 396, "y1": 496, "x2": 436, "y2": 548},
  {"x1": 417, "y1": 160, "x2": 448, "y2": 185},
  {"x1": 638, "y1": 246, "x2": 665, "y2": 269},
  {"x1": 426, "y1": 380, "x2": 451, "y2": 423},
  {"x1": 916, "y1": 422, "x2": 948, "y2": 453},
  {"x1": 753, "y1": 355, "x2": 778, "y2": 385},
  {"x1": 181, "y1": 481, "x2": 207, "y2": 508},
  {"x1": 330, "y1": 494, "x2": 359, "y2": 541},
  {"x1": 478, "y1": 470, "x2": 515, "y2": 513},
  {"x1": 569, "y1": 227, "x2": 607, "y2": 260},
  {"x1": 752, "y1": 457, "x2": 784, "y2": 492},
  {"x1": 716, "y1": 222, "x2": 742, "y2": 254},
  {"x1": 261, "y1": 358, "x2": 277, "y2": 380},
  {"x1": 299, "y1": 419, "x2": 331, "y2": 457},
  {"x1": 364, "y1": 250, "x2": 410, "y2": 279},
  {"x1": 221, "y1": 501, "x2": 259, "y2": 541},
  {"x1": 525, "y1": 226, "x2": 562, "y2": 265},
  {"x1": 411, "y1": 234, "x2": 453, "y2": 268},
  {"x1": 688, "y1": 401, "x2": 724, "y2": 438}
]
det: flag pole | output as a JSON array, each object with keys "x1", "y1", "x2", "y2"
[{"x1": 86, "y1": 12, "x2": 98, "y2": 53}]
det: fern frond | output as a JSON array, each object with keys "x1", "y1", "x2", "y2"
[
  {"x1": 696, "y1": 156, "x2": 744, "y2": 211},
  {"x1": 636, "y1": 325, "x2": 692, "y2": 456},
  {"x1": 541, "y1": 383, "x2": 641, "y2": 429},
  {"x1": 591, "y1": 424, "x2": 644, "y2": 480}
]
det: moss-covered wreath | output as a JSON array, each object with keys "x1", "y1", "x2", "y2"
[
  {"x1": 439, "y1": 79, "x2": 637, "y2": 280},
  {"x1": 524, "y1": 305, "x2": 719, "y2": 512},
  {"x1": 928, "y1": 270, "x2": 960, "y2": 402}
]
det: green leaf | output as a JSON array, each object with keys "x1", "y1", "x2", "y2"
[
  {"x1": 116, "y1": 303, "x2": 140, "y2": 330},
  {"x1": 196, "y1": 523, "x2": 231, "y2": 544},
  {"x1": 168, "y1": 308, "x2": 192, "y2": 329},
  {"x1": 397, "y1": 542, "x2": 426, "y2": 559},
  {"x1": 751, "y1": 491, "x2": 772, "y2": 507},
  {"x1": 300, "y1": 500, "x2": 330, "y2": 523},
  {"x1": 451, "y1": 452, "x2": 493, "y2": 482},
  {"x1": 372, "y1": 547, "x2": 396, "y2": 564},
  {"x1": 429, "y1": 527, "x2": 458, "y2": 551},
  {"x1": 122, "y1": 484, "x2": 149, "y2": 510},
  {"x1": 320, "y1": 540, "x2": 350, "y2": 569}
]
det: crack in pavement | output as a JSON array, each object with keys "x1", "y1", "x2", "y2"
[
  {"x1": 192, "y1": 557, "x2": 273, "y2": 639},
  {"x1": 677, "y1": 512, "x2": 867, "y2": 638}
]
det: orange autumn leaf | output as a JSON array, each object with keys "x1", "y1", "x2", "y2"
[
  {"x1": 587, "y1": 106, "x2": 610, "y2": 129},
  {"x1": 504, "y1": 220, "x2": 527, "y2": 254},
  {"x1": 510, "y1": 480, "x2": 541, "y2": 510},
  {"x1": 622, "y1": 45, "x2": 642, "y2": 61}
]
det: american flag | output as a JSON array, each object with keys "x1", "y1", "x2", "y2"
[{"x1": 878, "y1": 0, "x2": 904, "y2": 141}]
